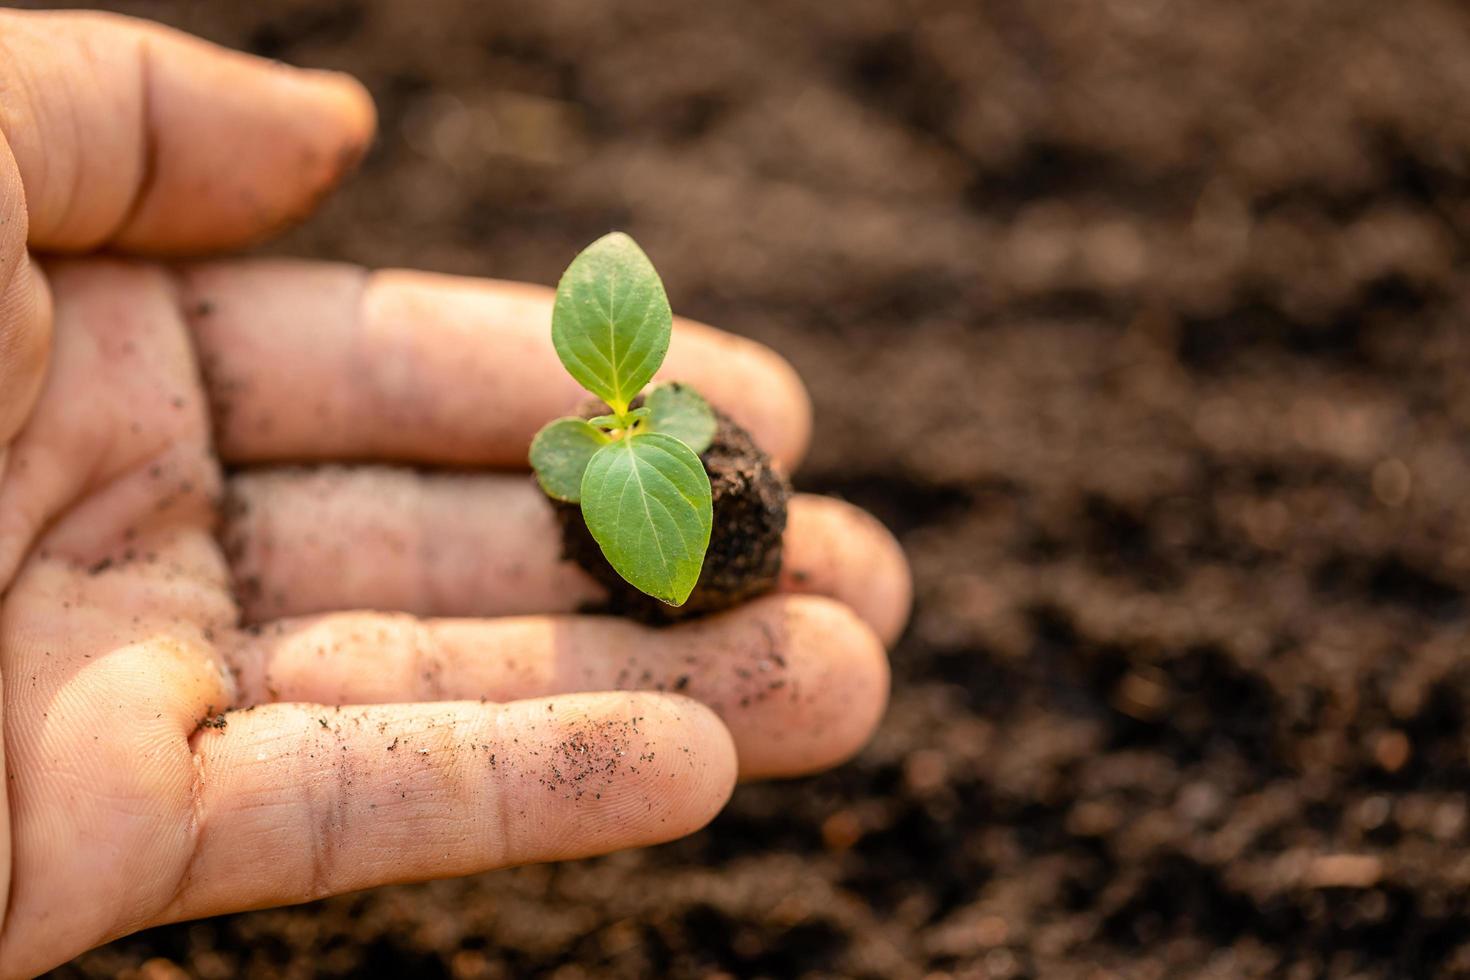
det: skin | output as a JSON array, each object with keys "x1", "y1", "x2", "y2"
[{"x1": 0, "y1": 10, "x2": 911, "y2": 976}]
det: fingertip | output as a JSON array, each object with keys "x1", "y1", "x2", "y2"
[
  {"x1": 735, "y1": 335, "x2": 812, "y2": 470},
  {"x1": 663, "y1": 319, "x2": 813, "y2": 471},
  {"x1": 108, "y1": 21, "x2": 379, "y2": 252},
  {"x1": 297, "y1": 68, "x2": 378, "y2": 180},
  {"x1": 786, "y1": 595, "x2": 889, "y2": 776},
  {"x1": 781, "y1": 495, "x2": 913, "y2": 647},
  {"x1": 760, "y1": 342, "x2": 814, "y2": 469},
  {"x1": 506, "y1": 691, "x2": 736, "y2": 855},
  {"x1": 631, "y1": 692, "x2": 739, "y2": 836},
  {"x1": 708, "y1": 595, "x2": 889, "y2": 780}
]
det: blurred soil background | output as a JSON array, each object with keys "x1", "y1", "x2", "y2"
[{"x1": 26, "y1": 0, "x2": 1470, "y2": 976}]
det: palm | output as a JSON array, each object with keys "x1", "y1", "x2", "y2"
[
  {"x1": 0, "y1": 261, "x2": 237, "y2": 960},
  {"x1": 0, "y1": 257, "x2": 904, "y2": 974}
]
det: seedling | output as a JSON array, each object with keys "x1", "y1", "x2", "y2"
[{"x1": 530, "y1": 232, "x2": 717, "y2": 606}]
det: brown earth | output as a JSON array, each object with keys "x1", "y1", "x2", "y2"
[
  {"x1": 553, "y1": 402, "x2": 790, "y2": 624},
  {"x1": 36, "y1": 0, "x2": 1470, "y2": 977}
]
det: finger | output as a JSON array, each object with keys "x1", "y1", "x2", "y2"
[
  {"x1": 161, "y1": 693, "x2": 735, "y2": 923},
  {"x1": 180, "y1": 261, "x2": 812, "y2": 470},
  {"x1": 224, "y1": 594, "x2": 889, "y2": 780},
  {"x1": 0, "y1": 132, "x2": 51, "y2": 446},
  {"x1": 222, "y1": 466, "x2": 608, "y2": 620},
  {"x1": 224, "y1": 468, "x2": 909, "y2": 645},
  {"x1": 0, "y1": 9, "x2": 375, "y2": 253},
  {"x1": 778, "y1": 495, "x2": 912, "y2": 647}
]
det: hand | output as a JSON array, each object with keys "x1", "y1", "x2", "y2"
[{"x1": 0, "y1": 10, "x2": 910, "y2": 975}]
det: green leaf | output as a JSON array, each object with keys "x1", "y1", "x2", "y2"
[
  {"x1": 551, "y1": 232, "x2": 673, "y2": 413},
  {"x1": 588, "y1": 407, "x2": 651, "y2": 430},
  {"x1": 580, "y1": 433, "x2": 713, "y2": 605},
  {"x1": 645, "y1": 382, "x2": 717, "y2": 455},
  {"x1": 529, "y1": 418, "x2": 610, "y2": 502}
]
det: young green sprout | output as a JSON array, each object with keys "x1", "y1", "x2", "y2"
[{"x1": 529, "y1": 232, "x2": 717, "y2": 606}]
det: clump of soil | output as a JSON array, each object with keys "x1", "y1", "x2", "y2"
[{"x1": 551, "y1": 405, "x2": 790, "y2": 623}]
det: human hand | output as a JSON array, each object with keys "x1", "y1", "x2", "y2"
[{"x1": 0, "y1": 10, "x2": 910, "y2": 975}]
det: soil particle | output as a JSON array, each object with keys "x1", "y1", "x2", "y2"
[
  {"x1": 538, "y1": 717, "x2": 648, "y2": 802},
  {"x1": 193, "y1": 710, "x2": 228, "y2": 734}
]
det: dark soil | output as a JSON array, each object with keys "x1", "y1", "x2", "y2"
[
  {"x1": 41, "y1": 0, "x2": 1470, "y2": 977},
  {"x1": 553, "y1": 406, "x2": 789, "y2": 623}
]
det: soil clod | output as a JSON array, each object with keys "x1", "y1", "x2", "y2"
[{"x1": 553, "y1": 406, "x2": 790, "y2": 623}]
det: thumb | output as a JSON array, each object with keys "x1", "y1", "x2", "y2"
[
  {"x1": 0, "y1": 132, "x2": 51, "y2": 448},
  {"x1": 0, "y1": 9, "x2": 376, "y2": 255}
]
